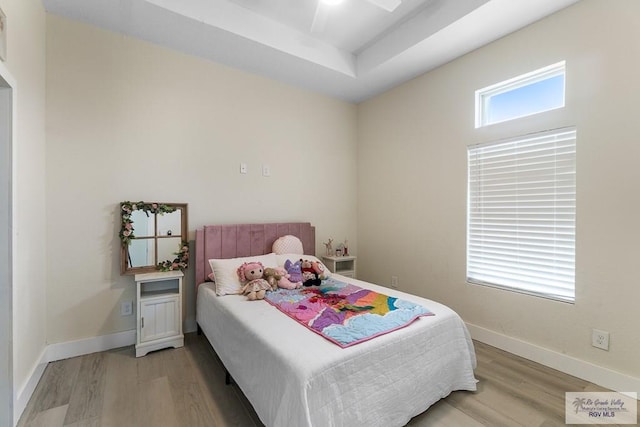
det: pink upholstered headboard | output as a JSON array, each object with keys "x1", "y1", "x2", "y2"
[{"x1": 195, "y1": 222, "x2": 316, "y2": 287}]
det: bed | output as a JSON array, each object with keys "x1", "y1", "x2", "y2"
[{"x1": 195, "y1": 222, "x2": 477, "y2": 427}]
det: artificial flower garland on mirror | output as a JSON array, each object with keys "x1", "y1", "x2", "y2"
[
  {"x1": 157, "y1": 243, "x2": 190, "y2": 272},
  {"x1": 119, "y1": 201, "x2": 189, "y2": 271}
]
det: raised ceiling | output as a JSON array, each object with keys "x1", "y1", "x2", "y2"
[{"x1": 42, "y1": 0, "x2": 580, "y2": 103}]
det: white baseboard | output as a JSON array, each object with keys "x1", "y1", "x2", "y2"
[
  {"x1": 13, "y1": 330, "x2": 136, "y2": 426},
  {"x1": 466, "y1": 322, "x2": 640, "y2": 399},
  {"x1": 14, "y1": 347, "x2": 47, "y2": 426},
  {"x1": 45, "y1": 330, "x2": 135, "y2": 362}
]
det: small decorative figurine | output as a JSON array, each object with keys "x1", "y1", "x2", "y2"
[
  {"x1": 323, "y1": 238, "x2": 334, "y2": 256},
  {"x1": 343, "y1": 239, "x2": 348, "y2": 256}
]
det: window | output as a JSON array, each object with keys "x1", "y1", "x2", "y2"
[
  {"x1": 475, "y1": 62, "x2": 565, "y2": 128},
  {"x1": 467, "y1": 128, "x2": 576, "y2": 302}
]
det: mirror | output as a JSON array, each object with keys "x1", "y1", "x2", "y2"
[{"x1": 120, "y1": 202, "x2": 188, "y2": 275}]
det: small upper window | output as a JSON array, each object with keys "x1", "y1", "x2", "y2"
[{"x1": 475, "y1": 61, "x2": 565, "y2": 128}]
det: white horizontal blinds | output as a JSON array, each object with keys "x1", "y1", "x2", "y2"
[{"x1": 467, "y1": 128, "x2": 576, "y2": 302}]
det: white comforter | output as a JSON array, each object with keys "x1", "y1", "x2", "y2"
[{"x1": 197, "y1": 275, "x2": 477, "y2": 427}]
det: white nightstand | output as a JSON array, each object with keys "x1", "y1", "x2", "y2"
[
  {"x1": 134, "y1": 270, "x2": 184, "y2": 357},
  {"x1": 322, "y1": 255, "x2": 357, "y2": 278}
]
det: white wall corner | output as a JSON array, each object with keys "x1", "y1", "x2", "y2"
[{"x1": 466, "y1": 322, "x2": 640, "y2": 399}]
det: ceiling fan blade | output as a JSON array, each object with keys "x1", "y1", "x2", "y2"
[{"x1": 366, "y1": 0, "x2": 402, "y2": 12}]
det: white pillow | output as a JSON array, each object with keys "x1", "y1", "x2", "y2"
[
  {"x1": 272, "y1": 235, "x2": 304, "y2": 255},
  {"x1": 209, "y1": 253, "x2": 278, "y2": 296},
  {"x1": 275, "y1": 253, "x2": 331, "y2": 277}
]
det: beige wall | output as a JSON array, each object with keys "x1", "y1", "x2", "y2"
[
  {"x1": 45, "y1": 15, "x2": 357, "y2": 344},
  {"x1": 1, "y1": 0, "x2": 48, "y2": 416},
  {"x1": 358, "y1": 0, "x2": 640, "y2": 380}
]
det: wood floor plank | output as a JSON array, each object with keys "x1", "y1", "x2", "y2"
[
  {"x1": 140, "y1": 376, "x2": 180, "y2": 427},
  {"x1": 163, "y1": 346, "x2": 219, "y2": 427},
  {"x1": 100, "y1": 346, "x2": 141, "y2": 427},
  {"x1": 445, "y1": 389, "x2": 529, "y2": 427},
  {"x1": 186, "y1": 334, "x2": 260, "y2": 427},
  {"x1": 136, "y1": 349, "x2": 167, "y2": 384},
  {"x1": 28, "y1": 356, "x2": 82, "y2": 414},
  {"x1": 63, "y1": 352, "x2": 107, "y2": 425},
  {"x1": 474, "y1": 364, "x2": 566, "y2": 417},
  {"x1": 22, "y1": 404, "x2": 67, "y2": 427},
  {"x1": 64, "y1": 416, "x2": 101, "y2": 427},
  {"x1": 174, "y1": 381, "x2": 221, "y2": 427},
  {"x1": 408, "y1": 399, "x2": 484, "y2": 426},
  {"x1": 469, "y1": 378, "x2": 548, "y2": 427}
]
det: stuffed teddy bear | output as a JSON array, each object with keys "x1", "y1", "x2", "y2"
[
  {"x1": 236, "y1": 261, "x2": 271, "y2": 300},
  {"x1": 265, "y1": 266, "x2": 302, "y2": 290},
  {"x1": 300, "y1": 259, "x2": 322, "y2": 287},
  {"x1": 284, "y1": 259, "x2": 304, "y2": 285},
  {"x1": 263, "y1": 267, "x2": 281, "y2": 291}
]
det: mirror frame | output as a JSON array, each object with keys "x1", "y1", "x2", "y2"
[{"x1": 120, "y1": 202, "x2": 188, "y2": 275}]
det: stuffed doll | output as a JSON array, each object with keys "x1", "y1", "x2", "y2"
[
  {"x1": 237, "y1": 261, "x2": 271, "y2": 300},
  {"x1": 284, "y1": 259, "x2": 304, "y2": 284},
  {"x1": 300, "y1": 259, "x2": 322, "y2": 287}
]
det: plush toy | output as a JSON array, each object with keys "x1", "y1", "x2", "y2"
[
  {"x1": 263, "y1": 267, "x2": 281, "y2": 291},
  {"x1": 284, "y1": 259, "x2": 303, "y2": 284},
  {"x1": 237, "y1": 261, "x2": 271, "y2": 300},
  {"x1": 265, "y1": 266, "x2": 302, "y2": 290},
  {"x1": 311, "y1": 260, "x2": 328, "y2": 280},
  {"x1": 278, "y1": 266, "x2": 302, "y2": 290},
  {"x1": 300, "y1": 259, "x2": 322, "y2": 287}
]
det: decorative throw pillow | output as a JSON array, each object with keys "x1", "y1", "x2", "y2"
[
  {"x1": 272, "y1": 235, "x2": 304, "y2": 255},
  {"x1": 209, "y1": 253, "x2": 278, "y2": 296}
]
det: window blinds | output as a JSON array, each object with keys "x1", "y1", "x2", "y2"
[{"x1": 467, "y1": 128, "x2": 576, "y2": 302}]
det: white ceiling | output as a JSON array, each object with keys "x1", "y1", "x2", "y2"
[{"x1": 42, "y1": 0, "x2": 580, "y2": 103}]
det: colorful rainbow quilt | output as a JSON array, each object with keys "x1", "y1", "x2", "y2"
[{"x1": 264, "y1": 277, "x2": 434, "y2": 348}]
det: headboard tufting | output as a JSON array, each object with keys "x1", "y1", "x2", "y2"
[{"x1": 195, "y1": 222, "x2": 315, "y2": 286}]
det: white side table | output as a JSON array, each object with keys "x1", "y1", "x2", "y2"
[
  {"x1": 322, "y1": 255, "x2": 357, "y2": 278},
  {"x1": 134, "y1": 270, "x2": 184, "y2": 357}
]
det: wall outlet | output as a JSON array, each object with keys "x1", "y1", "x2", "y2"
[
  {"x1": 391, "y1": 276, "x2": 398, "y2": 289},
  {"x1": 121, "y1": 300, "x2": 133, "y2": 316},
  {"x1": 592, "y1": 329, "x2": 609, "y2": 351},
  {"x1": 262, "y1": 164, "x2": 271, "y2": 177}
]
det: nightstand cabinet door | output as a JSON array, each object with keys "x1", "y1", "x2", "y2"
[{"x1": 140, "y1": 296, "x2": 180, "y2": 343}]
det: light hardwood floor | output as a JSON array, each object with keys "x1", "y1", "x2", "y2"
[{"x1": 18, "y1": 334, "x2": 637, "y2": 427}]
